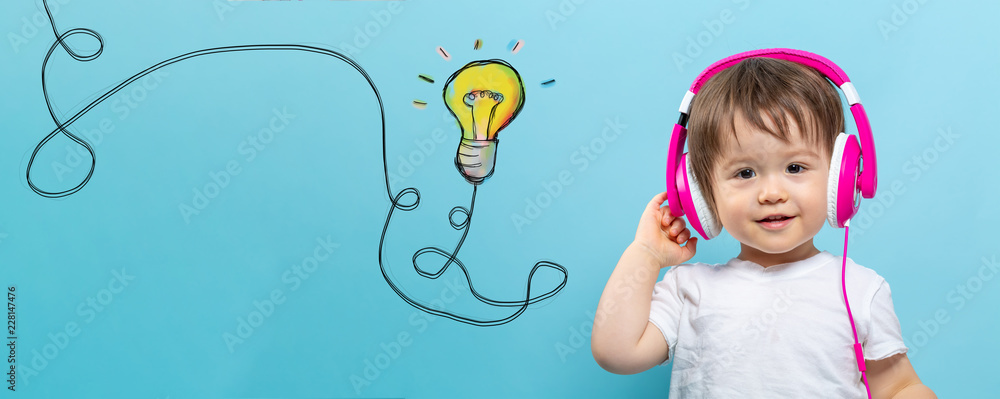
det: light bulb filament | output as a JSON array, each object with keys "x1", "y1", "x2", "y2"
[{"x1": 464, "y1": 90, "x2": 504, "y2": 141}]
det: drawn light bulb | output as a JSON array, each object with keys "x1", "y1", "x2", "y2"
[{"x1": 443, "y1": 59, "x2": 525, "y2": 184}]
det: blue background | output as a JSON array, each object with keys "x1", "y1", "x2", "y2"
[{"x1": 2, "y1": 0, "x2": 998, "y2": 398}]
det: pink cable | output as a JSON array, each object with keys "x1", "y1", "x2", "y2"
[{"x1": 841, "y1": 220, "x2": 872, "y2": 398}]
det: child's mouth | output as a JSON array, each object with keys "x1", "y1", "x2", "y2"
[{"x1": 756, "y1": 215, "x2": 794, "y2": 229}]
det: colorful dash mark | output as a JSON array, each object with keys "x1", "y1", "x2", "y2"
[
  {"x1": 541, "y1": 79, "x2": 556, "y2": 88},
  {"x1": 437, "y1": 46, "x2": 451, "y2": 61},
  {"x1": 474, "y1": 39, "x2": 482, "y2": 50},
  {"x1": 510, "y1": 40, "x2": 524, "y2": 54},
  {"x1": 418, "y1": 74, "x2": 435, "y2": 84},
  {"x1": 412, "y1": 100, "x2": 428, "y2": 110}
]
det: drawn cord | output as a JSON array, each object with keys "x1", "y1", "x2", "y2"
[{"x1": 29, "y1": 0, "x2": 567, "y2": 326}]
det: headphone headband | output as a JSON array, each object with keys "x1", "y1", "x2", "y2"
[
  {"x1": 670, "y1": 48, "x2": 877, "y2": 203},
  {"x1": 691, "y1": 49, "x2": 849, "y2": 94}
]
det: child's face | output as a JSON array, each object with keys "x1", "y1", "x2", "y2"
[{"x1": 711, "y1": 113, "x2": 829, "y2": 258}]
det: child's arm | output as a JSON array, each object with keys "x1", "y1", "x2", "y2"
[
  {"x1": 866, "y1": 353, "x2": 937, "y2": 398},
  {"x1": 591, "y1": 191, "x2": 697, "y2": 374}
]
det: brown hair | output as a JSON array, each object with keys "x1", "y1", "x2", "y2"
[{"x1": 687, "y1": 57, "x2": 845, "y2": 217}]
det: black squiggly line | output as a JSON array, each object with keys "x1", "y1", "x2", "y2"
[{"x1": 28, "y1": 0, "x2": 567, "y2": 326}]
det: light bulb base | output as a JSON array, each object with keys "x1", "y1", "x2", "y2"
[{"x1": 455, "y1": 138, "x2": 498, "y2": 185}]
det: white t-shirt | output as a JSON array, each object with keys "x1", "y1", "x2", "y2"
[{"x1": 648, "y1": 250, "x2": 908, "y2": 398}]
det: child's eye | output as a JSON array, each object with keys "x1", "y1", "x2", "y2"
[
  {"x1": 787, "y1": 164, "x2": 804, "y2": 174},
  {"x1": 736, "y1": 169, "x2": 755, "y2": 179}
]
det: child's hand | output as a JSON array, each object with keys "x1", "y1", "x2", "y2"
[{"x1": 632, "y1": 191, "x2": 698, "y2": 268}]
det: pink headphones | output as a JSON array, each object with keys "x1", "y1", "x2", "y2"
[{"x1": 666, "y1": 48, "x2": 878, "y2": 240}]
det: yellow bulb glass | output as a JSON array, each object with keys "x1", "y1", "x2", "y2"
[{"x1": 443, "y1": 59, "x2": 525, "y2": 184}]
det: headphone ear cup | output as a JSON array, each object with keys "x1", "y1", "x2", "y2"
[
  {"x1": 678, "y1": 154, "x2": 722, "y2": 240},
  {"x1": 827, "y1": 133, "x2": 862, "y2": 228}
]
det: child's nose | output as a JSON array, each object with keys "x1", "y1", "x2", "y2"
[{"x1": 758, "y1": 176, "x2": 788, "y2": 204}]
